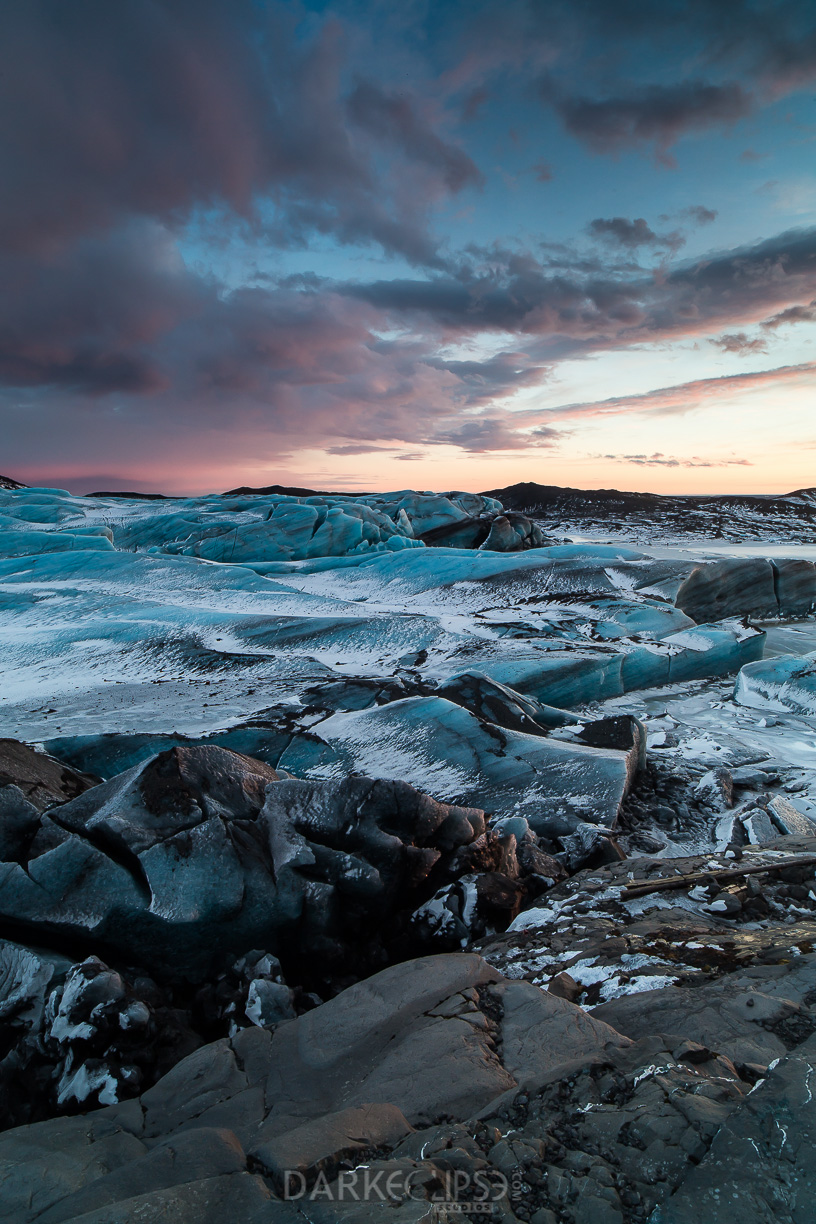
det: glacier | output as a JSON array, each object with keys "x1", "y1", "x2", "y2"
[{"x1": 0, "y1": 484, "x2": 814, "y2": 864}]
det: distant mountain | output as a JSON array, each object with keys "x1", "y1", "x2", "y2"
[
  {"x1": 223, "y1": 483, "x2": 371, "y2": 497},
  {"x1": 0, "y1": 474, "x2": 25, "y2": 489},
  {"x1": 482, "y1": 481, "x2": 816, "y2": 543},
  {"x1": 87, "y1": 491, "x2": 170, "y2": 500}
]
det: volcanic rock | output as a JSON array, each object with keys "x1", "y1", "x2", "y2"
[
  {"x1": 0, "y1": 739, "x2": 95, "y2": 812},
  {"x1": 0, "y1": 745, "x2": 497, "y2": 981}
]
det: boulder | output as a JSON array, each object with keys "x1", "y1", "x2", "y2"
[
  {"x1": 0, "y1": 747, "x2": 492, "y2": 981},
  {"x1": 0, "y1": 1114, "x2": 146, "y2": 1223},
  {"x1": 40, "y1": 1172, "x2": 280, "y2": 1224},
  {"x1": 767, "y1": 794, "x2": 816, "y2": 836},
  {"x1": 592, "y1": 976, "x2": 814, "y2": 1067},
  {"x1": 0, "y1": 739, "x2": 95, "y2": 811},
  {"x1": 251, "y1": 1103, "x2": 413, "y2": 1191},
  {"x1": 693, "y1": 766, "x2": 734, "y2": 811},
  {"x1": 31, "y1": 1127, "x2": 247, "y2": 1224}
]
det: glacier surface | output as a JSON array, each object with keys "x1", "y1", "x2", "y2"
[{"x1": 1, "y1": 485, "x2": 814, "y2": 860}]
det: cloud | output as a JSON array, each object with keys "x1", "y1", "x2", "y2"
[
  {"x1": 680, "y1": 205, "x2": 718, "y2": 225},
  {"x1": 3, "y1": 0, "x2": 816, "y2": 483},
  {"x1": 324, "y1": 444, "x2": 394, "y2": 455},
  {"x1": 346, "y1": 80, "x2": 482, "y2": 195},
  {"x1": 0, "y1": 220, "x2": 199, "y2": 393},
  {"x1": 429, "y1": 417, "x2": 561, "y2": 452},
  {"x1": 524, "y1": 361, "x2": 816, "y2": 422},
  {"x1": 762, "y1": 301, "x2": 816, "y2": 328},
  {"x1": 710, "y1": 332, "x2": 768, "y2": 355},
  {"x1": 461, "y1": 87, "x2": 490, "y2": 121},
  {"x1": 4, "y1": 207, "x2": 814, "y2": 469},
  {"x1": 346, "y1": 227, "x2": 816, "y2": 354},
  {"x1": 544, "y1": 79, "x2": 753, "y2": 165},
  {"x1": 600, "y1": 452, "x2": 752, "y2": 468},
  {"x1": 588, "y1": 216, "x2": 683, "y2": 250},
  {"x1": 426, "y1": 349, "x2": 551, "y2": 403},
  {"x1": 0, "y1": 1, "x2": 480, "y2": 269}
]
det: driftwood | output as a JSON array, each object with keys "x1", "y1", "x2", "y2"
[{"x1": 622, "y1": 854, "x2": 816, "y2": 899}]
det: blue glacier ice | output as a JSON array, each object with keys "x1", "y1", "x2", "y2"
[
  {"x1": 0, "y1": 529, "x2": 115, "y2": 557},
  {"x1": 276, "y1": 696, "x2": 633, "y2": 837},
  {"x1": 0, "y1": 486, "x2": 537, "y2": 562},
  {"x1": 734, "y1": 651, "x2": 816, "y2": 715}
]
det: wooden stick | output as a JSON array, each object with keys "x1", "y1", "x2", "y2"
[{"x1": 622, "y1": 854, "x2": 816, "y2": 899}]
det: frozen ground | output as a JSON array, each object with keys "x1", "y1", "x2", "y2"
[{"x1": 563, "y1": 535, "x2": 816, "y2": 562}]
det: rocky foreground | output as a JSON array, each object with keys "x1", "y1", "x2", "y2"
[{"x1": 1, "y1": 735, "x2": 816, "y2": 1223}]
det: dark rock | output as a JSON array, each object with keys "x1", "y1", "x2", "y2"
[
  {"x1": 436, "y1": 671, "x2": 580, "y2": 735},
  {"x1": 655, "y1": 1031, "x2": 816, "y2": 1222},
  {"x1": 592, "y1": 978, "x2": 813, "y2": 1066},
  {"x1": 767, "y1": 794, "x2": 816, "y2": 837},
  {"x1": 44, "y1": 1172, "x2": 279, "y2": 1224},
  {"x1": 0, "y1": 739, "x2": 96, "y2": 812},
  {"x1": 250, "y1": 1103, "x2": 413, "y2": 1191},
  {"x1": 32, "y1": 1127, "x2": 247, "y2": 1224},
  {"x1": 0, "y1": 747, "x2": 489, "y2": 982},
  {"x1": 547, "y1": 972, "x2": 583, "y2": 1003},
  {"x1": 693, "y1": 766, "x2": 734, "y2": 811},
  {"x1": 0, "y1": 788, "x2": 41, "y2": 862},
  {"x1": 731, "y1": 765, "x2": 776, "y2": 789},
  {"x1": 0, "y1": 1114, "x2": 147, "y2": 1222},
  {"x1": 572, "y1": 714, "x2": 647, "y2": 778},
  {"x1": 0, "y1": 953, "x2": 635, "y2": 1223}
]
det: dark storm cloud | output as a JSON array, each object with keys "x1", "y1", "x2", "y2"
[
  {"x1": 436, "y1": 1, "x2": 815, "y2": 165},
  {"x1": 3, "y1": 0, "x2": 816, "y2": 474},
  {"x1": 546, "y1": 80, "x2": 753, "y2": 164},
  {"x1": 0, "y1": 221, "x2": 201, "y2": 393},
  {"x1": 345, "y1": 226, "x2": 816, "y2": 352},
  {"x1": 0, "y1": 0, "x2": 477, "y2": 266},
  {"x1": 454, "y1": 1, "x2": 816, "y2": 112}
]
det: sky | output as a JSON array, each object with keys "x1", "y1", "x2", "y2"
[{"x1": 2, "y1": 0, "x2": 816, "y2": 497}]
